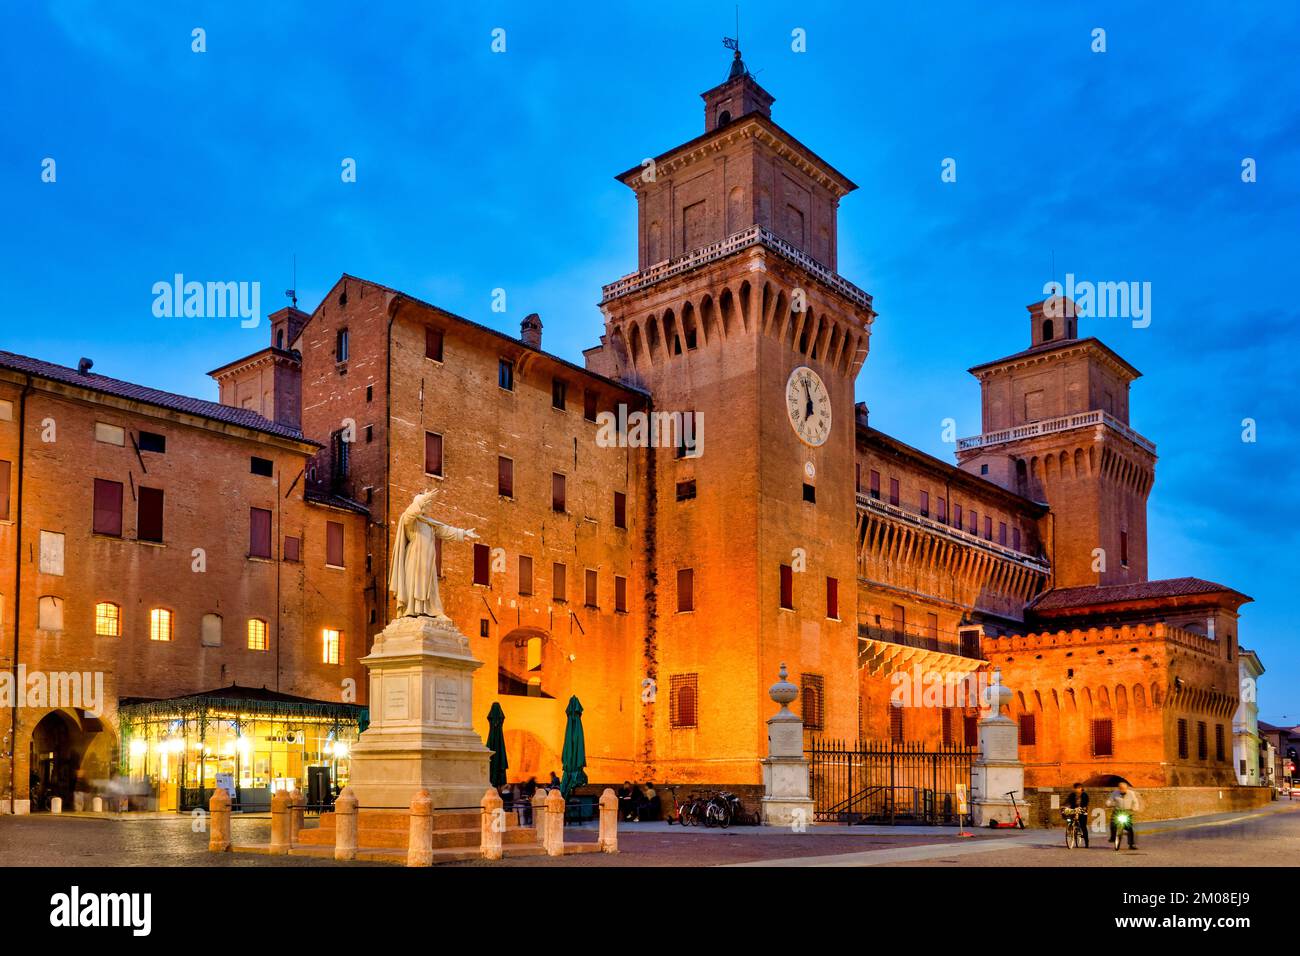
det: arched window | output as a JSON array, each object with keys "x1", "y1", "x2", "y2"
[
  {"x1": 247, "y1": 618, "x2": 268, "y2": 651},
  {"x1": 717, "y1": 109, "x2": 732, "y2": 127},
  {"x1": 94, "y1": 601, "x2": 121, "y2": 636},
  {"x1": 1041, "y1": 318, "x2": 1054, "y2": 342}
]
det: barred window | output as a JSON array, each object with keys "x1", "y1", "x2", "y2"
[
  {"x1": 1197, "y1": 721, "x2": 1208, "y2": 760},
  {"x1": 1018, "y1": 713, "x2": 1036, "y2": 746},
  {"x1": 889, "y1": 702, "x2": 904, "y2": 742},
  {"x1": 1177, "y1": 718, "x2": 1189, "y2": 759},
  {"x1": 669, "y1": 674, "x2": 699, "y2": 729},
  {"x1": 1091, "y1": 718, "x2": 1113, "y2": 757},
  {"x1": 801, "y1": 674, "x2": 825, "y2": 731},
  {"x1": 941, "y1": 708, "x2": 954, "y2": 746},
  {"x1": 1215, "y1": 723, "x2": 1225, "y2": 762}
]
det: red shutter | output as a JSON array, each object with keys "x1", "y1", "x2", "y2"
[
  {"x1": 553, "y1": 563, "x2": 566, "y2": 601},
  {"x1": 425, "y1": 432, "x2": 443, "y2": 476},
  {"x1": 326, "y1": 521, "x2": 344, "y2": 567},
  {"x1": 0, "y1": 459, "x2": 10, "y2": 522},
  {"x1": 283, "y1": 536, "x2": 301, "y2": 562},
  {"x1": 552, "y1": 473, "x2": 565, "y2": 512},
  {"x1": 425, "y1": 327, "x2": 443, "y2": 361},
  {"x1": 473, "y1": 543, "x2": 490, "y2": 585},
  {"x1": 826, "y1": 577, "x2": 839, "y2": 619},
  {"x1": 888, "y1": 477, "x2": 900, "y2": 506},
  {"x1": 677, "y1": 568, "x2": 693, "y2": 612},
  {"x1": 585, "y1": 569, "x2": 598, "y2": 607},
  {"x1": 137, "y1": 487, "x2": 164, "y2": 542},
  {"x1": 779, "y1": 565, "x2": 793, "y2": 609},
  {"x1": 613, "y1": 491, "x2": 626, "y2": 529},
  {"x1": 498, "y1": 457, "x2": 513, "y2": 497},
  {"x1": 518, "y1": 554, "x2": 532, "y2": 594},
  {"x1": 615, "y1": 575, "x2": 626, "y2": 612},
  {"x1": 93, "y1": 479, "x2": 123, "y2": 536},
  {"x1": 249, "y1": 507, "x2": 272, "y2": 558}
]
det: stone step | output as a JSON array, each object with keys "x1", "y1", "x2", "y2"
[
  {"x1": 312, "y1": 808, "x2": 525, "y2": 832},
  {"x1": 284, "y1": 842, "x2": 551, "y2": 865},
  {"x1": 297, "y1": 824, "x2": 540, "y2": 850}
]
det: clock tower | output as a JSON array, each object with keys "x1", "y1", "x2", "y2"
[{"x1": 591, "y1": 51, "x2": 875, "y2": 784}]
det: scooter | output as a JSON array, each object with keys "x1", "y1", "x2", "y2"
[{"x1": 986, "y1": 790, "x2": 1027, "y2": 829}]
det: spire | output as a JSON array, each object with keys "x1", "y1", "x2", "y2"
[{"x1": 703, "y1": 36, "x2": 774, "y2": 133}]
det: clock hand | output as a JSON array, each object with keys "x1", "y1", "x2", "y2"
[{"x1": 803, "y1": 381, "x2": 814, "y2": 418}]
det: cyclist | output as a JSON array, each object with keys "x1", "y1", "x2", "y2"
[
  {"x1": 1105, "y1": 780, "x2": 1142, "y2": 849},
  {"x1": 1061, "y1": 781, "x2": 1090, "y2": 847}
]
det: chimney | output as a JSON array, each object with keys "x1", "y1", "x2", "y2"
[
  {"x1": 521, "y1": 313, "x2": 543, "y2": 349},
  {"x1": 77, "y1": 357, "x2": 94, "y2": 376},
  {"x1": 855, "y1": 402, "x2": 869, "y2": 427}
]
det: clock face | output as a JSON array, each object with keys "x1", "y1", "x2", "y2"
[{"x1": 786, "y1": 366, "x2": 831, "y2": 447}]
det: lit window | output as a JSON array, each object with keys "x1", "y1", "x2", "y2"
[
  {"x1": 323, "y1": 628, "x2": 341, "y2": 665},
  {"x1": 150, "y1": 608, "x2": 174, "y2": 642},
  {"x1": 94, "y1": 602, "x2": 120, "y2": 637},
  {"x1": 247, "y1": 618, "x2": 268, "y2": 651}
]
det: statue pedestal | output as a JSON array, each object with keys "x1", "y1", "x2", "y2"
[
  {"x1": 347, "y1": 615, "x2": 490, "y2": 810},
  {"x1": 760, "y1": 668, "x2": 815, "y2": 827},
  {"x1": 971, "y1": 712, "x2": 1025, "y2": 827}
]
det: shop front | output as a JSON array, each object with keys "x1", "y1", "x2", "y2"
[{"x1": 118, "y1": 684, "x2": 366, "y2": 812}]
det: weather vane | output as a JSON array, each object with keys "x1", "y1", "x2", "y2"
[{"x1": 723, "y1": 5, "x2": 740, "y2": 53}]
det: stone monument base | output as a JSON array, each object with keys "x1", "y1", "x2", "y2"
[
  {"x1": 347, "y1": 614, "x2": 491, "y2": 810},
  {"x1": 761, "y1": 754, "x2": 815, "y2": 827}
]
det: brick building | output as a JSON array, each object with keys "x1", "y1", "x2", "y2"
[{"x1": 0, "y1": 51, "x2": 1256, "y2": 812}]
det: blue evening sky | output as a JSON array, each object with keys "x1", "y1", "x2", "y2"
[{"x1": 4, "y1": 3, "x2": 1297, "y2": 718}]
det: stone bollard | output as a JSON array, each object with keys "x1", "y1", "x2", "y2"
[
  {"x1": 480, "y1": 787, "x2": 504, "y2": 861},
  {"x1": 50, "y1": 796, "x2": 63, "y2": 814},
  {"x1": 598, "y1": 788, "x2": 619, "y2": 853},
  {"x1": 269, "y1": 789, "x2": 292, "y2": 855},
  {"x1": 334, "y1": 787, "x2": 358, "y2": 861},
  {"x1": 406, "y1": 789, "x2": 434, "y2": 867},
  {"x1": 91, "y1": 796, "x2": 104, "y2": 813},
  {"x1": 289, "y1": 789, "x2": 305, "y2": 844},
  {"x1": 531, "y1": 789, "x2": 548, "y2": 844},
  {"x1": 543, "y1": 788, "x2": 565, "y2": 857},
  {"x1": 208, "y1": 787, "x2": 232, "y2": 852}
]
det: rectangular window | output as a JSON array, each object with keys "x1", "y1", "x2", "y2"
[
  {"x1": 518, "y1": 555, "x2": 533, "y2": 595},
  {"x1": 677, "y1": 568, "x2": 694, "y2": 612},
  {"x1": 94, "y1": 602, "x2": 120, "y2": 637},
  {"x1": 669, "y1": 674, "x2": 699, "y2": 729},
  {"x1": 826, "y1": 577, "x2": 839, "y2": 620},
  {"x1": 613, "y1": 491, "x2": 627, "y2": 529},
  {"x1": 0, "y1": 459, "x2": 8, "y2": 521},
  {"x1": 919, "y1": 490, "x2": 929, "y2": 518},
  {"x1": 326, "y1": 521, "x2": 345, "y2": 567},
  {"x1": 92, "y1": 478, "x2": 123, "y2": 536},
  {"x1": 1121, "y1": 530, "x2": 1130, "y2": 567},
  {"x1": 1215, "y1": 724, "x2": 1225, "y2": 762},
  {"x1": 952, "y1": 503, "x2": 962, "y2": 529},
  {"x1": 283, "y1": 535, "x2": 301, "y2": 563},
  {"x1": 963, "y1": 714, "x2": 979, "y2": 747},
  {"x1": 249, "y1": 507, "x2": 273, "y2": 558},
  {"x1": 583, "y1": 389, "x2": 598, "y2": 422},
  {"x1": 39, "y1": 530, "x2": 64, "y2": 575},
  {"x1": 1092, "y1": 718, "x2": 1114, "y2": 757},
  {"x1": 779, "y1": 564, "x2": 794, "y2": 610},
  {"x1": 250, "y1": 456, "x2": 274, "y2": 477},
  {"x1": 552, "y1": 473, "x2": 566, "y2": 512},
  {"x1": 425, "y1": 432, "x2": 443, "y2": 477},
  {"x1": 150, "y1": 608, "x2": 173, "y2": 642},
  {"x1": 1018, "y1": 713, "x2": 1037, "y2": 746},
  {"x1": 1178, "y1": 718, "x2": 1189, "y2": 759},
  {"x1": 888, "y1": 477, "x2": 900, "y2": 506},
  {"x1": 552, "y1": 378, "x2": 566, "y2": 410},
  {"x1": 998, "y1": 521, "x2": 1007, "y2": 546},
  {"x1": 937, "y1": 497, "x2": 947, "y2": 523},
  {"x1": 138, "y1": 431, "x2": 166, "y2": 453},
  {"x1": 552, "y1": 563, "x2": 567, "y2": 602},
  {"x1": 801, "y1": 674, "x2": 825, "y2": 730},
  {"x1": 323, "y1": 628, "x2": 341, "y2": 665},
  {"x1": 941, "y1": 708, "x2": 954, "y2": 746},
  {"x1": 614, "y1": 574, "x2": 627, "y2": 612},
  {"x1": 585, "y1": 568, "x2": 598, "y2": 608},
  {"x1": 1013, "y1": 527, "x2": 1022, "y2": 552},
  {"x1": 335, "y1": 328, "x2": 349, "y2": 362},
  {"x1": 676, "y1": 479, "x2": 696, "y2": 502},
  {"x1": 869, "y1": 470, "x2": 880, "y2": 500},
  {"x1": 137, "y1": 487, "x2": 164, "y2": 542},
  {"x1": 498, "y1": 456, "x2": 514, "y2": 498},
  {"x1": 1197, "y1": 721, "x2": 1208, "y2": 760},
  {"x1": 95, "y1": 422, "x2": 125, "y2": 445},
  {"x1": 889, "y1": 703, "x2": 904, "y2": 742},
  {"x1": 425, "y1": 327, "x2": 443, "y2": 361},
  {"x1": 247, "y1": 619, "x2": 268, "y2": 651},
  {"x1": 984, "y1": 516, "x2": 993, "y2": 540},
  {"x1": 802, "y1": 483, "x2": 816, "y2": 504},
  {"x1": 473, "y1": 543, "x2": 490, "y2": 585},
  {"x1": 498, "y1": 359, "x2": 514, "y2": 391}
]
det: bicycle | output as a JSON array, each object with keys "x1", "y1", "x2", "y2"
[{"x1": 1062, "y1": 807, "x2": 1087, "y2": 849}]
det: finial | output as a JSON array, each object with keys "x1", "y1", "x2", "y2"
[{"x1": 769, "y1": 662, "x2": 798, "y2": 712}]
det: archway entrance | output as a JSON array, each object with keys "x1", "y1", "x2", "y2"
[{"x1": 29, "y1": 710, "x2": 79, "y2": 811}]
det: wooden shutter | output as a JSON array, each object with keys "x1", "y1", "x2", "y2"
[
  {"x1": 249, "y1": 507, "x2": 272, "y2": 558},
  {"x1": 615, "y1": 575, "x2": 627, "y2": 612},
  {"x1": 0, "y1": 460, "x2": 10, "y2": 522},
  {"x1": 1092, "y1": 718, "x2": 1114, "y2": 757},
  {"x1": 425, "y1": 327, "x2": 443, "y2": 361},
  {"x1": 498, "y1": 456, "x2": 513, "y2": 497},
  {"x1": 613, "y1": 491, "x2": 626, "y2": 529},
  {"x1": 826, "y1": 577, "x2": 838, "y2": 619},
  {"x1": 552, "y1": 473, "x2": 565, "y2": 511},
  {"x1": 93, "y1": 478, "x2": 123, "y2": 536},
  {"x1": 779, "y1": 564, "x2": 793, "y2": 609},
  {"x1": 473, "y1": 543, "x2": 490, "y2": 585},
  {"x1": 425, "y1": 432, "x2": 443, "y2": 476},
  {"x1": 326, "y1": 521, "x2": 344, "y2": 567},
  {"x1": 677, "y1": 568, "x2": 693, "y2": 612},
  {"x1": 137, "y1": 487, "x2": 164, "y2": 542}
]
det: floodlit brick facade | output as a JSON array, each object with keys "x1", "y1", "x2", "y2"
[{"x1": 0, "y1": 54, "x2": 1256, "y2": 811}]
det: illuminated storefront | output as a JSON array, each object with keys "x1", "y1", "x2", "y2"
[{"x1": 118, "y1": 685, "x2": 366, "y2": 812}]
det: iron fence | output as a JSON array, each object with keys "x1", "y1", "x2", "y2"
[{"x1": 807, "y1": 738, "x2": 975, "y2": 825}]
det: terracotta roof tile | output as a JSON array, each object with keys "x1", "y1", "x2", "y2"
[{"x1": 1031, "y1": 576, "x2": 1250, "y2": 611}]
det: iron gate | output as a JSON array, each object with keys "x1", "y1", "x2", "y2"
[{"x1": 807, "y1": 738, "x2": 975, "y2": 825}]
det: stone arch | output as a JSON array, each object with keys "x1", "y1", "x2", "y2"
[
  {"x1": 679, "y1": 301, "x2": 699, "y2": 352},
  {"x1": 628, "y1": 321, "x2": 645, "y2": 368},
  {"x1": 738, "y1": 280, "x2": 752, "y2": 331},
  {"x1": 1073, "y1": 447, "x2": 1084, "y2": 476},
  {"x1": 497, "y1": 626, "x2": 571, "y2": 703},
  {"x1": 646, "y1": 313, "x2": 662, "y2": 362},
  {"x1": 28, "y1": 708, "x2": 113, "y2": 812},
  {"x1": 698, "y1": 294, "x2": 715, "y2": 345},
  {"x1": 663, "y1": 308, "x2": 681, "y2": 356},
  {"x1": 719, "y1": 287, "x2": 735, "y2": 338}
]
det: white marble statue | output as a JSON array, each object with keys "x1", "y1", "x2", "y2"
[{"x1": 389, "y1": 489, "x2": 478, "y2": 620}]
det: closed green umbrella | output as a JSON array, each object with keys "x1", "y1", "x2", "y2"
[
  {"x1": 486, "y1": 702, "x2": 508, "y2": 789},
  {"x1": 559, "y1": 696, "x2": 588, "y2": 799}
]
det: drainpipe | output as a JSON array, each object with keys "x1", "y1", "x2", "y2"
[{"x1": 9, "y1": 375, "x2": 31, "y2": 813}]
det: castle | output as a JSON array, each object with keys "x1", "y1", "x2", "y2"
[{"x1": 0, "y1": 52, "x2": 1252, "y2": 813}]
